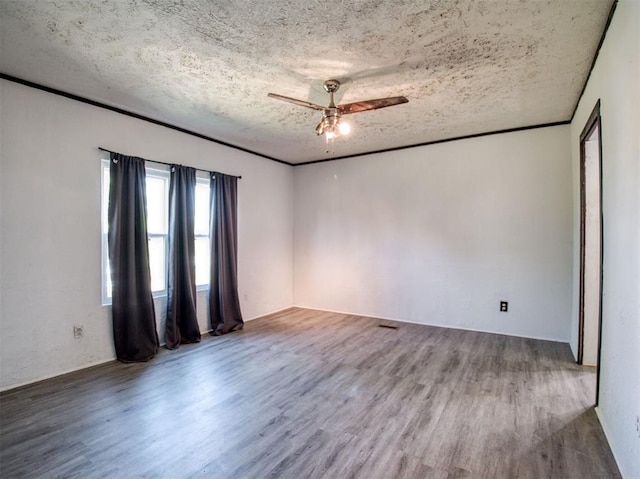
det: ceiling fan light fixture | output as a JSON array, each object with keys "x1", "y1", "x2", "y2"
[
  {"x1": 317, "y1": 114, "x2": 349, "y2": 139},
  {"x1": 268, "y1": 79, "x2": 407, "y2": 147}
]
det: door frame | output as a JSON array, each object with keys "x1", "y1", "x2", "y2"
[{"x1": 577, "y1": 99, "x2": 604, "y2": 406}]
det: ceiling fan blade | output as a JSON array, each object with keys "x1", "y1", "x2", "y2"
[
  {"x1": 267, "y1": 93, "x2": 326, "y2": 111},
  {"x1": 338, "y1": 96, "x2": 408, "y2": 115}
]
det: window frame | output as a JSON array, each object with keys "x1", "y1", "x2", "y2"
[
  {"x1": 101, "y1": 160, "x2": 209, "y2": 305},
  {"x1": 101, "y1": 159, "x2": 111, "y2": 305},
  {"x1": 194, "y1": 173, "x2": 211, "y2": 290},
  {"x1": 101, "y1": 159, "x2": 171, "y2": 305},
  {"x1": 144, "y1": 165, "x2": 171, "y2": 295}
]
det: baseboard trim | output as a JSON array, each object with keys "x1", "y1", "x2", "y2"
[
  {"x1": 595, "y1": 407, "x2": 627, "y2": 478},
  {"x1": 0, "y1": 357, "x2": 117, "y2": 394},
  {"x1": 2, "y1": 304, "x2": 570, "y2": 393},
  {"x1": 244, "y1": 306, "x2": 297, "y2": 322},
  {"x1": 1, "y1": 305, "x2": 297, "y2": 393},
  {"x1": 291, "y1": 305, "x2": 569, "y2": 344}
]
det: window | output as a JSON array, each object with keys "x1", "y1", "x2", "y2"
[
  {"x1": 145, "y1": 167, "x2": 170, "y2": 293},
  {"x1": 102, "y1": 161, "x2": 210, "y2": 304},
  {"x1": 101, "y1": 160, "x2": 112, "y2": 303},
  {"x1": 194, "y1": 175, "x2": 211, "y2": 286}
]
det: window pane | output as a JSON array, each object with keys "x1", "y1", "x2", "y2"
[
  {"x1": 195, "y1": 236, "x2": 210, "y2": 286},
  {"x1": 146, "y1": 176, "x2": 167, "y2": 234},
  {"x1": 148, "y1": 236, "x2": 166, "y2": 292},
  {"x1": 103, "y1": 164, "x2": 170, "y2": 301},
  {"x1": 102, "y1": 164, "x2": 110, "y2": 232},
  {"x1": 195, "y1": 181, "x2": 210, "y2": 236},
  {"x1": 105, "y1": 254, "x2": 112, "y2": 298},
  {"x1": 104, "y1": 239, "x2": 165, "y2": 297}
]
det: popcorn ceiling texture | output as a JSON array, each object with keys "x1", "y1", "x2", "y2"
[{"x1": 0, "y1": 0, "x2": 614, "y2": 163}]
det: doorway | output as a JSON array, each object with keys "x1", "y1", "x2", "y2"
[{"x1": 578, "y1": 100, "x2": 603, "y2": 405}]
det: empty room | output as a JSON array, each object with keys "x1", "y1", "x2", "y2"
[{"x1": 1, "y1": 1, "x2": 638, "y2": 478}]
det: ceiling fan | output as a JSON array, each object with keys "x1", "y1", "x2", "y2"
[{"x1": 268, "y1": 79, "x2": 408, "y2": 140}]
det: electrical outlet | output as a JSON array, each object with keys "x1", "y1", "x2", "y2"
[
  {"x1": 636, "y1": 416, "x2": 639, "y2": 438},
  {"x1": 73, "y1": 325, "x2": 84, "y2": 339},
  {"x1": 500, "y1": 301, "x2": 508, "y2": 312}
]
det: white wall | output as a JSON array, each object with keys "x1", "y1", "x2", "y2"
[
  {"x1": 294, "y1": 125, "x2": 573, "y2": 341},
  {"x1": 569, "y1": 1, "x2": 640, "y2": 476},
  {"x1": 0, "y1": 80, "x2": 294, "y2": 391},
  {"x1": 3, "y1": 5, "x2": 637, "y2": 469}
]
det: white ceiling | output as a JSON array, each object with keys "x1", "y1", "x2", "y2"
[{"x1": 0, "y1": 0, "x2": 614, "y2": 164}]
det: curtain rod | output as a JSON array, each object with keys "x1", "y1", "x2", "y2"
[{"x1": 98, "y1": 147, "x2": 242, "y2": 179}]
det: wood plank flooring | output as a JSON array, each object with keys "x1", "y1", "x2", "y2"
[{"x1": 0, "y1": 308, "x2": 620, "y2": 478}]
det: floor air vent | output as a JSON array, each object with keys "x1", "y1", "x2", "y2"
[{"x1": 378, "y1": 324, "x2": 399, "y2": 330}]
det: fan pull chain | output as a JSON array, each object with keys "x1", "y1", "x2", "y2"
[{"x1": 325, "y1": 134, "x2": 335, "y2": 154}]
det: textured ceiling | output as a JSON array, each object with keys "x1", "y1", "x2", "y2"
[{"x1": 0, "y1": 0, "x2": 614, "y2": 164}]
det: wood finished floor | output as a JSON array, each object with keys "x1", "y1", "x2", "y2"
[{"x1": 1, "y1": 308, "x2": 620, "y2": 478}]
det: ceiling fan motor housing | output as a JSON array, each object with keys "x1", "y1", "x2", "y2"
[{"x1": 316, "y1": 110, "x2": 340, "y2": 135}]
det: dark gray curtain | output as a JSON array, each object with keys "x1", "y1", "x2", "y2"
[
  {"x1": 108, "y1": 153, "x2": 159, "y2": 362},
  {"x1": 209, "y1": 172, "x2": 243, "y2": 335},
  {"x1": 165, "y1": 166, "x2": 201, "y2": 349}
]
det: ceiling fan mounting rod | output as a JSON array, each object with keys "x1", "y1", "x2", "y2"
[{"x1": 324, "y1": 79, "x2": 340, "y2": 108}]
